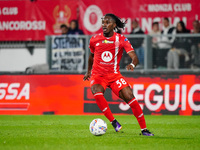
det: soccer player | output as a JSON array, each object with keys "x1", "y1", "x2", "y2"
[{"x1": 83, "y1": 13, "x2": 154, "y2": 136}]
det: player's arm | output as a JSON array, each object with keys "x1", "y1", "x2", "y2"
[
  {"x1": 126, "y1": 51, "x2": 139, "y2": 71},
  {"x1": 122, "y1": 36, "x2": 139, "y2": 71},
  {"x1": 83, "y1": 53, "x2": 94, "y2": 81}
]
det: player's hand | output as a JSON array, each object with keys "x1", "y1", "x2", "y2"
[
  {"x1": 83, "y1": 72, "x2": 91, "y2": 81},
  {"x1": 126, "y1": 64, "x2": 135, "y2": 71}
]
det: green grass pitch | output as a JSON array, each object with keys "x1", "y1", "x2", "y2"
[{"x1": 0, "y1": 115, "x2": 200, "y2": 150}]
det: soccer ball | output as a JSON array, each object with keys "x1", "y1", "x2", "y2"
[{"x1": 89, "y1": 118, "x2": 107, "y2": 136}]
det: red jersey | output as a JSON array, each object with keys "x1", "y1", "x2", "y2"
[{"x1": 89, "y1": 32, "x2": 134, "y2": 75}]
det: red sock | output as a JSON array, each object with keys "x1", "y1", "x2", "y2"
[
  {"x1": 94, "y1": 92, "x2": 115, "y2": 122},
  {"x1": 128, "y1": 98, "x2": 146, "y2": 129}
]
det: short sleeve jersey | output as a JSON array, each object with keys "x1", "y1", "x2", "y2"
[{"x1": 89, "y1": 32, "x2": 134, "y2": 75}]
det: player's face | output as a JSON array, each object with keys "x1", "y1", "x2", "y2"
[{"x1": 101, "y1": 16, "x2": 116, "y2": 36}]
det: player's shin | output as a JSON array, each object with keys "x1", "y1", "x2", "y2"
[
  {"x1": 94, "y1": 92, "x2": 115, "y2": 122},
  {"x1": 128, "y1": 98, "x2": 147, "y2": 129}
]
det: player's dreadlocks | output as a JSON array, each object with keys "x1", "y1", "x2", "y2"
[{"x1": 104, "y1": 13, "x2": 127, "y2": 32}]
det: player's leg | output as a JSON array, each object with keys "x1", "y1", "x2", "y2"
[
  {"x1": 119, "y1": 86, "x2": 147, "y2": 129},
  {"x1": 110, "y1": 75, "x2": 153, "y2": 136},
  {"x1": 91, "y1": 83, "x2": 115, "y2": 125},
  {"x1": 119, "y1": 86, "x2": 154, "y2": 136}
]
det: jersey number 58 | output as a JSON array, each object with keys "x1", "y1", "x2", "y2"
[{"x1": 116, "y1": 78, "x2": 127, "y2": 88}]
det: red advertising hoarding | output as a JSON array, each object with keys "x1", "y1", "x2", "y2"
[
  {"x1": 79, "y1": 0, "x2": 200, "y2": 34},
  {"x1": 0, "y1": 74, "x2": 199, "y2": 115},
  {"x1": 0, "y1": 0, "x2": 200, "y2": 41},
  {"x1": 0, "y1": 0, "x2": 78, "y2": 41}
]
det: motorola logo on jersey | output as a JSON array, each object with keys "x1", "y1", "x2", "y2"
[{"x1": 101, "y1": 51, "x2": 113, "y2": 62}]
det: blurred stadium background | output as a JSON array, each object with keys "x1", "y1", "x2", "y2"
[
  {"x1": 0, "y1": 0, "x2": 200, "y2": 149},
  {"x1": 0, "y1": 0, "x2": 199, "y2": 116}
]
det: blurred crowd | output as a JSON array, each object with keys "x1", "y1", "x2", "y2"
[
  {"x1": 60, "y1": 18, "x2": 200, "y2": 69},
  {"x1": 129, "y1": 18, "x2": 200, "y2": 69},
  {"x1": 60, "y1": 20, "x2": 84, "y2": 35}
]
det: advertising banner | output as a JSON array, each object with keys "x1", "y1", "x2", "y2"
[
  {"x1": 51, "y1": 35, "x2": 85, "y2": 72},
  {"x1": 0, "y1": 0, "x2": 200, "y2": 41},
  {"x1": 0, "y1": 75, "x2": 87, "y2": 115},
  {"x1": 0, "y1": 0, "x2": 78, "y2": 41},
  {"x1": 0, "y1": 74, "x2": 199, "y2": 115},
  {"x1": 79, "y1": 0, "x2": 200, "y2": 34}
]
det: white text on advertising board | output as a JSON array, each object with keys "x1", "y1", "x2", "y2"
[{"x1": 0, "y1": 83, "x2": 30, "y2": 100}]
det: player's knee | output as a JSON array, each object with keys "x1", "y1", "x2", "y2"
[
  {"x1": 125, "y1": 94, "x2": 134, "y2": 102},
  {"x1": 91, "y1": 84, "x2": 104, "y2": 95},
  {"x1": 119, "y1": 88, "x2": 134, "y2": 103}
]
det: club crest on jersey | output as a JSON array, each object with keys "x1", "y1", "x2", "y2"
[
  {"x1": 101, "y1": 51, "x2": 113, "y2": 62},
  {"x1": 124, "y1": 38, "x2": 130, "y2": 43},
  {"x1": 102, "y1": 40, "x2": 114, "y2": 44}
]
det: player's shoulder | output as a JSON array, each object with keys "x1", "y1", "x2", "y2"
[
  {"x1": 116, "y1": 33, "x2": 129, "y2": 42},
  {"x1": 91, "y1": 33, "x2": 103, "y2": 40},
  {"x1": 90, "y1": 33, "x2": 102, "y2": 44}
]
